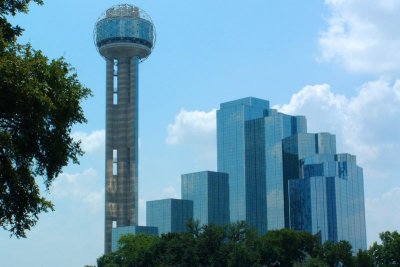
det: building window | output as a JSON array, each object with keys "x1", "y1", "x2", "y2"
[
  {"x1": 113, "y1": 149, "x2": 118, "y2": 176},
  {"x1": 113, "y1": 59, "x2": 118, "y2": 105}
]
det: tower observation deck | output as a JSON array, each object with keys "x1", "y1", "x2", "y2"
[{"x1": 94, "y1": 4, "x2": 155, "y2": 253}]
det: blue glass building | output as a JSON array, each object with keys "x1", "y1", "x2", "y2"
[
  {"x1": 111, "y1": 225, "x2": 158, "y2": 252},
  {"x1": 217, "y1": 97, "x2": 366, "y2": 249},
  {"x1": 288, "y1": 153, "x2": 367, "y2": 251},
  {"x1": 282, "y1": 133, "x2": 366, "y2": 251},
  {"x1": 249, "y1": 109, "x2": 307, "y2": 231},
  {"x1": 217, "y1": 98, "x2": 307, "y2": 234},
  {"x1": 146, "y1": 199, "x2": 193, "y2": 235},
  {"x1": 181, "y1": 171, "x2": 229, "y2": 226},
  {"x1": 217, "y1": 97, "x2": 269, "y2": 232}
]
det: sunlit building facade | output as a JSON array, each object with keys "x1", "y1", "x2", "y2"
[
  {"x1": 217, "y1": 97, "x2": 366, "y2": 250},
  {"x1": 217, "y1": 97, "x2": 269, "y2": 232},
  {"x1": 247, "y1": 109, "x2": 307, "y2": 232},
  {"x1": 181, "y1": 171, "x2": 229, "y2": 226},
  {"x1": 289, "y1": 153, "x2": 367, "y2": 251},
  {"x1": 217, "y1": 97, "x2": 307, "y2": 234}
]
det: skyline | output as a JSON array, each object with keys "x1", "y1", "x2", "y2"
[{"x1": 2, "y1": 1, "x2": 400, "y2": 266}]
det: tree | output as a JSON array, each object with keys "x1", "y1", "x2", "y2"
[
  {"x1": 154, "y1": 232, "x2": 199, "y2": 266},
  {"x1": 196, "y1": 224, "x2": 228, "y2": 266},
  {"x1": 369, "y1": 231, "x2": 400, "y2": 266},
  {"x1": 226, "y1": 221, "x2": 260, "y2": 266},
  {"x1": 354, "y1": 249, "x2": 373, "y2": 267},
  {"x1": 259, "y1": 228, "x2": 319, "y2": 266},
  {"x1": 0, "y1": 0, "x2": 91, "y2": 237},
  {"x1": 0, "y1": 0, "x2": 43, "y2": 49},
  {"x1": 321, "y1": 240, "x2": 354, "y2": 267},
  {"x1": 117, "y1": 234, "x2": 159, "y2": 267}
]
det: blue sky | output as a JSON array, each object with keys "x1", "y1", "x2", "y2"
[{"x1": 2, "y1": 0, "x2": 400, "y2": 266}]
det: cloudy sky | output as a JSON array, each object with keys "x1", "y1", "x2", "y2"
[{"x1": 2, "y1": 0, "x2": 400, "y2": 266}]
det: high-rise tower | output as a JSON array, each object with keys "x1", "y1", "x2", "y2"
[{"x1": 94, "y1": 4, "x2": 155, "y2": 253}]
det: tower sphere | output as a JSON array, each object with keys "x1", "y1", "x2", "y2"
[{"x1": 94, "y1": 4, "x2": 155, "y2": 60}]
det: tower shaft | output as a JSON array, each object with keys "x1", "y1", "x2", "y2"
[{"x1": 105, "y1": 57, "x2": 139, "y2": 253}]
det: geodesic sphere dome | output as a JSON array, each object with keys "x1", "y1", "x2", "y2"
[{"x1": 94, "y1": 4, "x2": 155, "y2": 60}]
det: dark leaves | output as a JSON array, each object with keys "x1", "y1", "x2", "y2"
[{"x1": 0, "y1": 39, "x2": 91, "y2": 236}]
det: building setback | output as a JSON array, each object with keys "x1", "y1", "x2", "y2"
[
  {"x1": 289, "y1": 153, "x2": 367, "y2": 251},
  {"x1": 217, "y1": 97, "x2": 307, "y2": 234},
  {"x1": 246, "y1": 109, "x2": 307, "y2": 232},
  {"x1": 217, "y1": 96, "x2": 367, "y2": 250},
  {"x1": 181, "y1": 171, "x2": 230, "y2": 226},
  {"x1": 146, "y1": 199, "x2": 193, "y2": 235}
]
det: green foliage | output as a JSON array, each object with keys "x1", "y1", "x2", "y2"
[
  {"x1": 0, "y1": 0, "x2": 43, "y2": 49},
  {"x1": 259, "y1": 228, "x2": 320, "y2": 266},
  {"x1": 0, "y1": 1, "x2": 91, "y2": 237},
  {"x1": 369, "y1": 231, "x2": 400, "y2": 266},
  {"x1": 354, "y1": 249, "x2": 373, "y2": 267},
  {"x1": 98, "y1": 225, "x2": 400, "y2": 267},
  {"x1": 96, "y1": 222, "x2": 326, "y2": 267},
  {"x1": 225, "y1": 221, "x2": 260, "y2": 267},
  {"x1": 97, "y1": 252, "x2": 121, "y2": 267},
  {"x1": 196, "y1": 224, "x2": 227, "y2": 266},
  {"x1": 321, "y1": 240, "x2": 354, "y2": 267},
  {"x1": 117, "y1": 234, "x2": 159, "y2": 267}
]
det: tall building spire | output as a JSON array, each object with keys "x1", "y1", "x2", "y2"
[{"x1": 94, "y1": 4, "x2": 155, "y2": 253}]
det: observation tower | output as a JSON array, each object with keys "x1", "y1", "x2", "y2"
[{"x1": 94, "y1": 4, "x2": 155, "y2": 253}]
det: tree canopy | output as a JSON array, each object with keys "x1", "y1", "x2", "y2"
[
  {"x1": 0, "y1": 0, "x2": 91, "y2": 237},
  {"x1": 97, "y1": 222, "x2": 322, "y2": 267},
  {"x1": 96, "y1": 223, "x2": 400, "y2": 267}
]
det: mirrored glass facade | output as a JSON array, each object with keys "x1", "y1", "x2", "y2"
[
  {"x1": 262, "y1": 111, "x2": 307, "y2": 230},
  {"x1": 96, "y1": 17, "x2": 154, "y2": 49},
  {"x1": 146, "y1": 199, "x2": 193, "y2": 235},
  {"x1": 181, "y1": 171, "x2": 229, "y2": 226},
  {"x1": 217, "y1": 97, "x2": 269, "y2": 229},
  {"x1": 111, "y1": 225, "x2": 158, "y2": 252},
  {"x1": 217, "y1": 97, "x2": 366, "y2": 249},
  {"x1": 217, "y1": 97, "x2": 307, "y2": 234},
  {"x1": 289, "y1": 153, "x2": 367, "y2": 251}
]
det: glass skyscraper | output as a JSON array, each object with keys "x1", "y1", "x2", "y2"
[
  {"x1": 255, "y1": 110, "x2": 307, "y2": 231},
  {"x1": 217, "y1": 97, "x2": 366, "y2": 250},
  {"x1": 288, "y1": 153, "x2": 367, "y2": 251},
  {"x1": 181, "y1": 171, "x2": 229, "y2": 226},
  {"x1": 217, "y1": 97, "x2": 269, "y2": 231},
  {"x1": 146, "y1": 198, "x2": 193, "y2": 235},
  {"x1": 217, "y1": 98, "x2": 307, "y2": 234}
]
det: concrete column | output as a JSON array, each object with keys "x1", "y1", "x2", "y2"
[{"x1": 104, "y1": 56, "x2": 139, "y2": 253}]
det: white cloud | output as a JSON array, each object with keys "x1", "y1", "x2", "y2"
[
  {"x1": 366, "y1": 187, "x2": 400, "y2": 244},
  {"x1": 166, "y1": 109, "x2": 217, "y2": 168},
  {"x1": 166, "y1": 108, "x2": 216, "y2": 145},
  {"x1": 83, "y1": 190, "x2": 104, "y2": 214},
  {"x1": 51, "y1": 168, "x2": 97, "y2": 198},
  {"x1": 275, "y1": 79, "x2": 400, "y2": 171},
  {"x1": 51, "y1": 168, "x2": 103, "y2": 213},
  {"x1": 162, "y1": 186, "x2": 179, "y2": 198},
  {"x1": 319, "y1": 0, "x2": 400, "y2": 74},
  {"x1": 72, "y1": 130, "x2": 105, "y2": 153}
]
